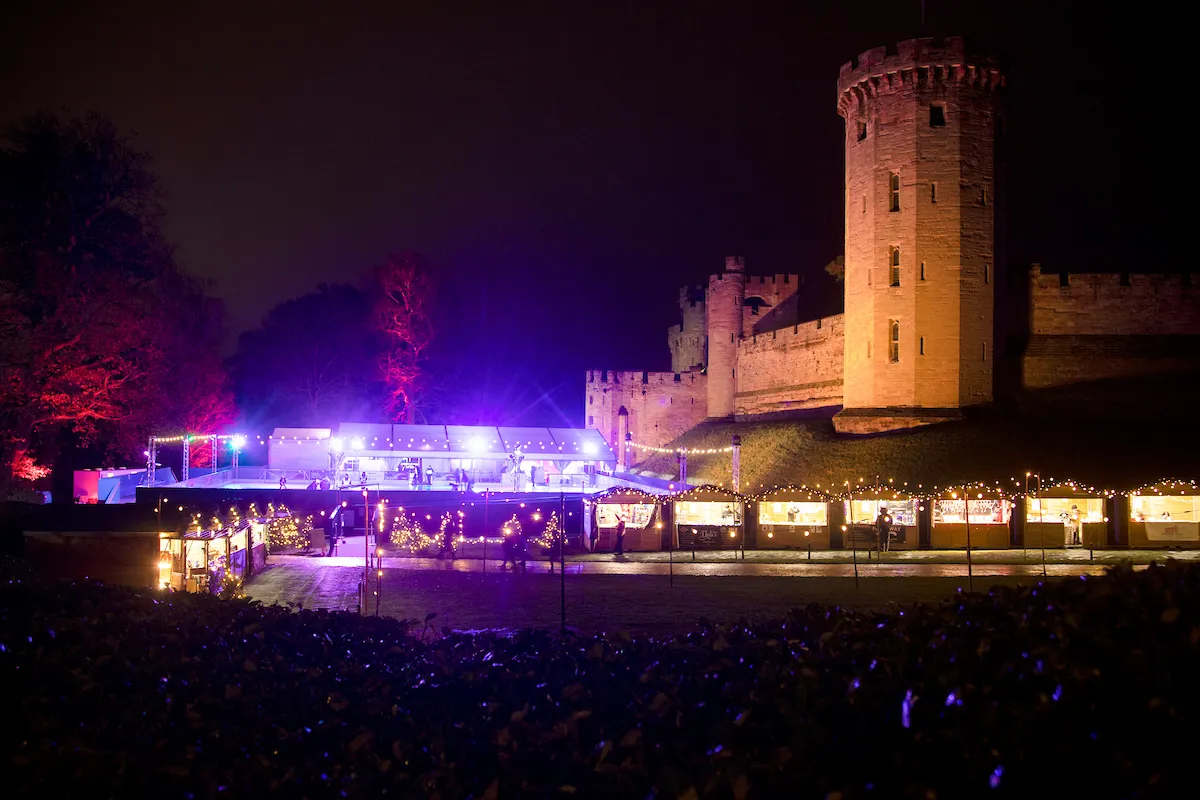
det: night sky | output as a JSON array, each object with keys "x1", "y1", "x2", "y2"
[{"x1": 2, "y1": 0, "x2": 1148, "y2": 426}]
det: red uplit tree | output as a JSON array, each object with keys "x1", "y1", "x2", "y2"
[
  {"x1": 375, "y1": 252, "x2": 436, "y2": 423},
  {"x1": 0, "y1": 113, "x2": 227, "y2": 495}
]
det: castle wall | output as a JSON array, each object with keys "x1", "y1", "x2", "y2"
[
  {"x1": 734, "y1": 315, "x2": 845, "y2": 416},
  {"x1": 584, "y1": 370, "x2": 708, "y2": 462},
  {"x1": 1021, "y1": 272, "x2": 1200, "y2": 389},
  {"x1": 741, "y1": 273, "x2": 801, "y2": 336},
  {"x1": 1029, "y1": 273, "x2": 1200, "y2": 336}
]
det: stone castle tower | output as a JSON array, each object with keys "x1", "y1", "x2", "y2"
[
  {"x1": 705, "y1": 256, "x2": 747, "y2": 419},
  {"x1": 834, "y1": 37, "x2": 1004, "y2": 433}
]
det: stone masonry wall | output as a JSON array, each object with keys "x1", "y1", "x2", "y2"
[
  {"x1": 584, "y1": 370, "x2": 708, "y2": 464},
  {"x1": 1022, "y1": 272, "x2": 1200, "y2": 389},
  {"x1": 1030, "y1": 272, "x2": 1200, "y2": 336},
  {"x1": 741, "y1": 273, "x2": 802, "y2": 337},
  {"x1": 734, "y1": 315, "x2": 845, "y2": 416},
  {"x1": 837, "y1": 37, "x2": 1002, "y2": 417},
  {"x1": 668, "y1": 285, "x2": 707, "y2": 373}
]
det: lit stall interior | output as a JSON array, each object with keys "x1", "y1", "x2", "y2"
[
  {"x1": 755, "y1": 488, "x2": 831, "y2": 549},
  {"x1": 842, "y1": 486, "x2": 919, "y2": 550},
  {"x1": 158, "y1": 520, "x2": 267, "y2": 593},
  {"x1": 673, "y1": 487, "x2": 744, "y2": 550},
  {"x1": 930, "y1": 488, "x2": 1012, "y2": 549},
  {"x1": 589, "y1": 490, "x2": 662, "y2": 551},
  {"x1": 1128, "y1": 482, "x2": 1200, "y2": 548},
  {"x1": 1024, "y1": 485, "x2": 1107, "y2": 549}
]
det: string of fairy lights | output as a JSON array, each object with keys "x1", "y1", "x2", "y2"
[
  {"x1": 588, "y1": 476, "x2": 1200, "y2": 501},
  {"x1": 625, "y1": 440, "x2": 735, "y2": 455}
]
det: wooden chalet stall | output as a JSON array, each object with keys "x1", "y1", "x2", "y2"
[
  {"x1": 841, "y1": 483, "x2": 919, "y2": 550},
  {"x1": 1023, "y1": 482, "x2": 1109, "y2": 549},
  {"x1": 754, "y1": 486, "x2": 832, "y2": 549},
  {"x1": 158, "y1": 519, "x2": 267, "y2": 594},
  {"x1": 930, "y1": 485, "x2": 1013, "y2": 549},
  {"x1": 586, "y1": 488, "x2": 664, "y2": 551},
  {"x1": 1128, "y1": 480, "x2": 1200, "y2": 549},
  {"x1": 672, "y1": 486, "x2": 745, "y2": 551}
]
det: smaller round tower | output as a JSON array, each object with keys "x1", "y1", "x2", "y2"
[{"x1": 706, "y1": 256, "x2": 746, "y2": 419}]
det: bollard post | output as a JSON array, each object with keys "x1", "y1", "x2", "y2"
[
  {"x1": 559, "y1": 492, "x2": 566, "y2": 634},
  {"x1": 852, "y1": 543, "x2": 859, "y2": 589}
]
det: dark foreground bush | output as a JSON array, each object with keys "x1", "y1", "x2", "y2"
[{"x1": 2, "y1": 559, "x2": 1196, "y2": 799}]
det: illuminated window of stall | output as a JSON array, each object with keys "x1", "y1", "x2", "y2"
[
  {"x1": 674, "y1": 501, "x2": 743, "y2": 526},
  {"x1": 1129, "y1": 495, "x2": 1200, "y2": 523},
  {"x1": 758, "y1": 501, "x2": 827, "y2": 527},
  {"x1": 845, "y1": 499, "x2": 917, "y2": 527},
  {"x1": 1026, "y1": 498, "x2": 1105, "y2": 523},
  {"x1": 932, "y1": 498, "x2": 1011, "y2": 525},
  {"x1": 597, "y1": 503, "x2": 655, "y2": 528}
]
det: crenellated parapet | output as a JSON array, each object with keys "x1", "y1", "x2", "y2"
[
  {"x1": 1030, "y1": 271, "x2": 1200, "y2": 337},
  {"x1": 837, "y1": 36, "x2": 1003, "y2": 119}
]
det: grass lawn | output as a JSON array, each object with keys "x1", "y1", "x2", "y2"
[{"x1": 632, "y1": 406, "x2": 1200, "y2": 492}]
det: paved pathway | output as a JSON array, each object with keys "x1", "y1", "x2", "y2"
[{"x1": 246, "y1": 556, "x2": 1126, "y2": 635}]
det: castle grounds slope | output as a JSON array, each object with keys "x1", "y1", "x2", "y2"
[{"x1": 632, "y1": 408, "x2": 1200, "y2": 491}]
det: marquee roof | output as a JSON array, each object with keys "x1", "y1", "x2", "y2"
[{"x1": 273, "y1": 423, "x2": 616, "y2": 463}]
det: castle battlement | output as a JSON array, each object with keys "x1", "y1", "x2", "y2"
[
  {"x1": 1030, "y1": 271, "x2": 1200, "y2": 338},
  {"x1": 738, "y1": 315, "x2": 843, "y2": 352},
  {"x1": 1032, "y1": 272, "x2": 1198, "y2": 293},
  {"x1": 837, "y1": 37, "x2": 1002, "y2": 117},
  {"x1": 585, "y1": 370, "x2": 699, "y2": 387},
  {"x1": 744, "y1": 273, "x2": 800, "y2": 288}
]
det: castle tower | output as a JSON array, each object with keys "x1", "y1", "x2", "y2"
[
  {"x1": 834, "y1": 38, "x2": 1003, "y2": 433},
  {"x1": 706, "y1": 256, "x2": 746, "y2": 419},
  {"x1": 669, "y1": 284, "x2": 707, "y2": 373}
]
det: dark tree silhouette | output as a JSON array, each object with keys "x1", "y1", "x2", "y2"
[{"x1": 229, "y1": 284, "x2": 386, "y2": 430}]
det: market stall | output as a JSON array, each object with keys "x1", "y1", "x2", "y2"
[
  {"x1": 930, "y1": 486, "x2": 1013, "y2": 549},
  {"x1": 1128, "y1": 481, "x2": 1200, "y2": 549},
  {"x1": 1023, "y1": 483, "x2": 1108, "y2": 549},
  {"x1": 158, "y1": 520, "x2": 267, "y2": 594},
  {"x1": 754, "y1": 486, "x2": 832, "y2": 549},
  {"x1": 586, "y1": 488, "x2": 664, "y2": 551},
  {"x1": 841, "y1": 484, "x2": 919, "y2": 550},
  {"x1": 672, "y1": 486, "x2": 744, "y2": 551}
]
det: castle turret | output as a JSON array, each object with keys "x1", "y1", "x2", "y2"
[
  {"x1": 669, "y1": 285, "x2": 707, "y2": 373},
  {"x1": 706, "y1": 256, "x2": 746, "y2": 419},
  {"x1": 834, "y1": 37, "x2": 1003, "y2": 433}
]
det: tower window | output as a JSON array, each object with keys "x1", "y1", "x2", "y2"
[
  {"x1": 930, "y1": 182, "x2": 938, "y2": 203},
  {"x1": 857, "y1": 121, "x2": 867, "y2": 141},
  {"x1": 920, "y1": 261, "x2": 926, "y2": 281},
  {"x1": 889, "y1": 174, "x2": 901, "y2": 212},
  {"x1": 984, "y1": 264, "x2": 990, "y2": 284},
  {"x1": 979, "y1": 189, "x2": 989, "y2": 207},
  {"x1": 981, "y1": 342, "x2": 987, "y2": 361},
  {"x1": 588, "y1": 395, "x2": 593, "y2": 405},
  {"x1": 930, "y1": 104, "x2": 946, "y2": 127},
  {"x1": 890, "y1": 249, "x2": 901, "y2": 287},
  {"x1": 862, "y1": 195, "x2": 867, "y2": 214},
  {"x1": 867, "y1": 341, "x2": 872, "y2": 358},
  {"x1": 889, "y1": 321, "x2": 900, "y2": 363},
  {"x1": 919, "y1": 336, "x2": 925, "y2": 355},
  {"x1": 587, "y1": 415, "x2": 594, "y2": 426}
]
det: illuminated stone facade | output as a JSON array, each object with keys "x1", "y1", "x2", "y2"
[
  {"x1": 586, "y1": 37, "x2": 1200, "y2": 459},
  {"x1": 834, "y1": 37, "x2": 1002, "y2": 431}
]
